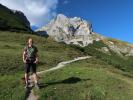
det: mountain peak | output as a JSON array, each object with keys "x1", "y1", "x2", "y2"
[
  {"x1": 56, "y1": 14, "x2": 67, "y2": 19},
  {"x1": 36, "y1": 14, "x2": 103, "y2": 47}
]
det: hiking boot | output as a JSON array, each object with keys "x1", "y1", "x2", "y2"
[{"x1": 34, "y1": 83, "x2": 39, "y2": 89}]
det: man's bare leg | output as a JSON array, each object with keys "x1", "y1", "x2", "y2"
[
  {"x1": 33, "y1": 73, "x2": 38, "y2": 84},
  {"x1": 33, "y1": 73, "x2": 39, "y2": 89},
  {"x1": 25, "y1": 73, "x2": 29, "y2": 85}
]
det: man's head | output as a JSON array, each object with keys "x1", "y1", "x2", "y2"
[{"x1": 28, "y1": 38, "x2": 33, "y2": 46}]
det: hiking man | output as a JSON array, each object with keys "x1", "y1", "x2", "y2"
[{"x1": 23, "y1": 38, "x2": 39, "y2": 88}]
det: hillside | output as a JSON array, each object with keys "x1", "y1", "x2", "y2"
[
  {"x1": 38, "y1": 58, "x2": 133, "y2": 100},
  {"x1": 0, "y1": 4, "x2": 32, "y2": 32},
  {"x1": 0, "y1": 31, "x2": 133, "y2": 100},
  {"x1": 36, "y1": 14, "x2": 133, "y2": 57},
  {"x1": 0, "y1": 31, "x2": 85, "y2": 99}
]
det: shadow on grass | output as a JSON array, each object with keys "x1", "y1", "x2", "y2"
[{"x1": 38, "y1": 77, "x2": 91, "y2": 89}]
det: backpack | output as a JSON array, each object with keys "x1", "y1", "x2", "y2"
[{"x1": 24, "y1": 45, "x2": 38, "y2": 62}]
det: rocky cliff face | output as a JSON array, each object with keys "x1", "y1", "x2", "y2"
[
  {"x1": 36, "y1": 14, "x2": 104, "y2": 47},
  {"x1": 103, "y1": 39, "x2": 133, "y2": 56},
  {"x1": 36, "y1": 14, "x2": 133, "y2": 56},
  {"x1": 0, "y1": 4, "x2": 31, "y2": 32}
]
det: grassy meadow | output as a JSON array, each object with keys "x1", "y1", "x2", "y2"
[
  {"x1": 38, "y1": 58, "x2": 133, "y2": 100},
  {"x1": 0, "y1": 31, "x2": 84, "y2": 100},
  {"x1": 0, "y1": 31, "x2": 133, "y2": 100}
]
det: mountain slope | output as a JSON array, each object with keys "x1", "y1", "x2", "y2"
[
  {"x1": 38, "y1": 58, "x2": 133, "y2": 100},
  {"x1": 36, "y1": 14, "x2": 133, "y2": 57},
  {"x1": 0, "y1": 4, "x2": 32, "y2": 32},
  {"x1": 0, "y1": 31, "x2": 85, "y2": 99},
  {"x1": 36, "y1": 14, "x2": 102, "y2": 47},
  {"x1": 0, "y1": 31, "x2": 133, "y2": 100}
]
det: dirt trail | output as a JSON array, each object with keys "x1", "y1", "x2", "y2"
[
  {"x1": 37, "y1": 56, "x2": 91, "y2": 74},
  {"x1": 27, "y1": 90, "x2": 39, "y2": 100},
  {"x1": 26, "y1": 56, "x2": 91, "y2": 100}
]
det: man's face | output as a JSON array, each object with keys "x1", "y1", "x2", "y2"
[{"x1": 28, "y1": 39, "x2": 33, "y2": 46}]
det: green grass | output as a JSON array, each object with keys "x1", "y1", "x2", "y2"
[
  {"x1": 0, "y1": 74, "x2": 24, "y2": 100},
  {"x1": 0, "y1": 31, "x2": 84, "y2": 100},
  {"x1": 71, "y1": 40, "x2": 133, "y2": 75},
  {"x1": 0, "y1": 31, "x2": 133, "y2": 100},
  {"x1": 0, "y1": 31, "x2": 84, "y2": 75},
  {"x1": 38, "y1": 58, "x2": 133, "y2": 100}
]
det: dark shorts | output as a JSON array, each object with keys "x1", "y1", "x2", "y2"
[{"x1": 24, "y1": 62, "x2": 37, "y2": 73}]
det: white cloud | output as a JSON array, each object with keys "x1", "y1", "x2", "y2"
[
  {"x1": 63, "y1": 0, "x2": 69, "y2": 5},
  {"x1": 0, "y1": 0, "x2": 58, "y2": 27}
]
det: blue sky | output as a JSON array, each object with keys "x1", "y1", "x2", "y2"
[
  {"x1": 0, "y1": 0, "x2": 133, "y2": 43},
  {"x1": 57, "y1": 0, "x2": 133, "y2": 43}
]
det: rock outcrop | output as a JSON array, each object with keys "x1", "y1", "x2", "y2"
[
  {"x1": 103, "y1": 39, "x2": 133, "y2": 56},
  {"x1": 36, "y1": 14, "x2": 133, "y2": 57},
  {"x1": 36, "y1": 14, "x2": 104, "y2": 47}
]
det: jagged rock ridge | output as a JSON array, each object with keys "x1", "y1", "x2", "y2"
[
  {"x1": 36, "y1": 14, "x2": 133, "y2": 56},
  {"x1": 36, "y1": 14, "x2": 104, "y2": 47}
]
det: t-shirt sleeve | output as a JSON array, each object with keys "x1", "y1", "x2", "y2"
[{"x1": 35, "y1": 47, "x2": 38, "y2": 53}]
